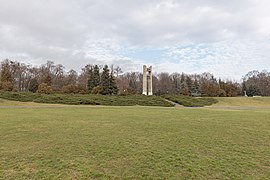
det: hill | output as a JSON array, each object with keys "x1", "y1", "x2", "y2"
[
  {"x1": 214, "y1": 97, "x2": 270, "y2": 107},
  {"x1": 0, "y1": 91, "x2": 173, "y2": 107}
]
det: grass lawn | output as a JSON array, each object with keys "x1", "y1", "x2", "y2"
[
  {"x1": 214, "y1": 97, "x2": 270, "y2": 107},
  {"x1": 163, "y1": 95, "x2": 218, "y2": 107},
  {"x1": 0, "y1": 101, "x2": 270, "y2": 179}
]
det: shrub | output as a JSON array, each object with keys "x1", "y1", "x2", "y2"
[
  {"x1": 247, "y1": 85, "x2": 261, "y2": 97},
  {"x1": 61, "y1": 85, "x2": 74, "y2": 94},
  {"x1": 28, "y1": 79, "x2": 39, "y2": 93},
  {"x1": 0, "y1": 81, "x2": 13, "y2": 91},
  {"x1": 218, "y1": 89, "x2": 227, "y2": 97},
  {"x1": 91, "y1": 86, "x2": 103, "y2": 94},
  {"x1": 119, "y1": 88, "x2": 137, "y2": 96},
  {"x1": 0, "y1": 91, "x2": 173, "y2": 107},
  {"x1": 37, "y1": 83, "x2": 53, "y2": 94},
  {"x1": 61, "y1": 85, "x2": 86, "y2": 94}
]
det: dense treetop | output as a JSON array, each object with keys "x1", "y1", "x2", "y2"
[{"x1": 0, "y1": 59, "x2": 269, "y2": 97}]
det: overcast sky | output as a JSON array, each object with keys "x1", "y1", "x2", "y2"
[{"x1": 1, "y1": 0, "x2": 270, "y2": 80}]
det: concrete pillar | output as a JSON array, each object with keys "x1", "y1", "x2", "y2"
[
  {"x1": 148, "y1": 66, "x2": 153, "y2": 95},
  {"x1": 142, "y1": 65, "x2": 153, "y2": 96},
  {"x1": 142, "y1": 65, "x2": 147, "y2": 95}
]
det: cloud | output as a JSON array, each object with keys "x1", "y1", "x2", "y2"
[
  {"x1": 158, "y1": 39, "x2": 270, "y2": 80},
  {"x1": 0, "y1": 0, "x2": 269, "y2": 78}
]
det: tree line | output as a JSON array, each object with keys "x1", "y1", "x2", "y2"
[
  {"x1": 0, "y1": 59, "x2": 118, "y2": 95},
  {"x1": 0, "y1": 59, "x2": 269, "y2": 96}
]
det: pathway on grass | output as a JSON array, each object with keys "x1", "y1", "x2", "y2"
[{"x1": 163, "y1": 99, "x2": 184, "y2": 108}]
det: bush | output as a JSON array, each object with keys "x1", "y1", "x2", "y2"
[
  {"x1": 28, "y1": 79, "x2": 39, "y2": 93},
  {"x1": 0, "y1": 81, "x2": 13, "y2": 91},
  {"x1": 247, "y1": 85, "x2": 261, "y2": 97},
  {"x1": 91, "y1": 86, "x2": 103, "y2": 94},
  {"x1": 61, "y1": 85, "x2": 86, "y2": 94},
  {"x1": 37, "y1": 83, "x2": 53, "y2": 94},
  {"x1": 119, "y1": 88, "x2": 138, "y2": 96},
  {"x1": 218, "y1": 89, "x2": 227, "y2": 97},
  {"x1": 0, "y1": 91, "x2": 173, "y2": 107}
]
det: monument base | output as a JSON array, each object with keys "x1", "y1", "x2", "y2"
[{"x1": 142, "y1": 92, "x2": 152, "y2": 96}]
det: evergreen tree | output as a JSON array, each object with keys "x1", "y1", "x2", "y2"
[
  {"x1": 100, "y1": 65, "x2": 111, "y2": 95},
  {"x1": 28, "y1": 78, "x2": 39, "y2": 93},
  {"x1": 87, "y1": 65, "x2": 100, "y2": 93},
  {"x1": 93, "y1": 65, "x2": 100, "y2": 87},
  {"x1": 109, "y1": 70, "x2": 119, "y2": 95},
  {"x1": 92, "y1": 65, "x2": 100, "y2": 87},
  {"x1": 246, "y1": 85, "x2": 261, "y2": 96},
  {"x1": 87, "y1": 66, "x2": 94, "y2": 91},
  {"x1": 179, "y1": 73, "x2": 189, "y2": 95},
  {"x1": 190, "y1": 78, "x2": 200, "y2": 96},
  {"x1": 180, "y1": 81, "x2": 189, "y2": 96}
]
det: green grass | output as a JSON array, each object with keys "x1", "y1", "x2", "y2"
[
  {"x1": 0, "y1": 105, "x2": 269, "y2": 179},
  {"x1": 214, "y1": 97, "x2": 270, "y2": 107},
  {"x1": 0, "y1": 91, "x2": 173, "y2": 107},
  {"x1": 163, "y1": 95, "x2": 218, "y2": 107},
  {"x1": 0, "y1": 98, "x2": 61, "y2": 107}
]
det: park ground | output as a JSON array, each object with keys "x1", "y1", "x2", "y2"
[{"x1": 0, "y1": 97, "x2": 270, "y2": 179}]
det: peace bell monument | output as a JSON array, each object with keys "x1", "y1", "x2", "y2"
[{"x1": 142, "y1": 65, "x2": 153, "y2": 96}]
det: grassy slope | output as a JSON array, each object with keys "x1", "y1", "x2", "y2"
[
  {"x1": 214, "y1": 97, "x2": 270, "y2": 107},
  {"x1": 163, "y1": 95, "x2": 218, "y2": 107},
  {"x1": 0, "y1": 98, "x2": 60, "y2": 107},
  {"x1": 0, "y1": 91, "x2": 173, "y2": 107},
  {"x1": 0, "y1": 106, "x2": 269, "y2": 179}
]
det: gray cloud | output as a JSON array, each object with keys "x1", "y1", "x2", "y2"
[{"x1": 0, "y1": 0, "x2": 269, "y2": 76}]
